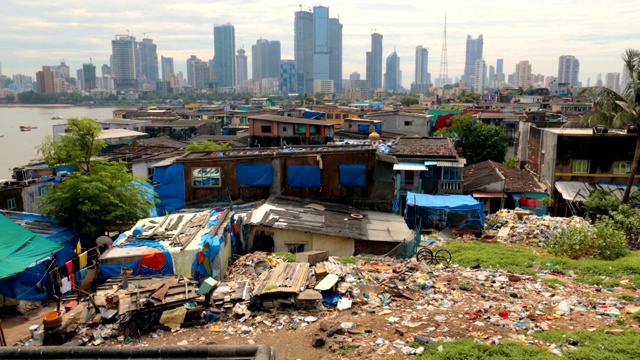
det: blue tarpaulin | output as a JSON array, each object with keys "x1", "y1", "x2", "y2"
[
  {"x1": 237, "y1": 163, "x2": 273, "y2": 186},
  {"x1": 192, "y1": 233, "x2": 223, "y2": 282},
  {"x1": 358, "y1": 124, "x2": 369, "y2": 132},
  {"x1": 339, "y1": 164, "x2": 366, "y2": 186},
  {"x1": 154, "y1": 163, "x2": 185, "y2": 214},
  {"x1": 287, "y1": 165, "x2": 321, "y2": 188},
  {"x1": 405, "y1": 192, "x2": 485, "y2": 230},
  {"x1": 98, "y1": 240, "x2": 174, "y2": 278},
  {"x1": 303, "y1": 110, "x2": 325, "y2": 119},
  {"x1": 0, "y1": 261, "x2": 49, "y2": 302}
]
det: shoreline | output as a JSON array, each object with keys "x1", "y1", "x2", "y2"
[{"x1": 0, "y1": 104, "x2": 74, "y2": 108}]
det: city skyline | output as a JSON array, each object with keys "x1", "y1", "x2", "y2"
[{"x1": 1, "y1": 0, "x2": 639, "y2": 89}]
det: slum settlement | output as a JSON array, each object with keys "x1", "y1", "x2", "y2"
[{"x1": 1, "y1": 103, "x2": 640, "y2": 359}]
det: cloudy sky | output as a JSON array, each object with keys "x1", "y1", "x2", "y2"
[{"x1": 1, "y1": 0, "x2": 639, "y2": 87}]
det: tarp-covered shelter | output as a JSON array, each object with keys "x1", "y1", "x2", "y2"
[
  {"x1": 405, "y1": 192, "x2": 485, "y2": 231},
  {"x1": 152, "y1": 159, "x2": 186, "y2": 215},
  {"x1": 0, "y1": 213, "x2": 64, "y2": 302},
  {"x1": 99, "y1": 209, "x2": 234, "y2": 282}
]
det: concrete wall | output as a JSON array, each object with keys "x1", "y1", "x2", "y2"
[
  {"x1": 539, "y1": 130, "x2": 558, "y2": 191},
  {"x1": 368, "y1": 112, "x2": 431, "y2": 137},
  {"x1": 517, "y1": 122, "x2": 531, "y2": 167},
  {"x1": 250, "y1": 226, "x2": 355, "y2": 257},
  {"x1": 218, "y1": 233, "x2": 233, "y2": 279},
  {"x1": 22, "y1": 182, "x2": 51, "y2": 213}
]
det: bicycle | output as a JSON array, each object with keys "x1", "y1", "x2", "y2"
[{"x1": 416, "y1": 247, "x2": 452, "y2": 266}]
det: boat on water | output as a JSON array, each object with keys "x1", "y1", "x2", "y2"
[
  {"x1": 51, "y1": 115, "x2": 64, "y2": 120},
  {"x1": 20, "y1": 126, "x2": 38, "y2": 131}
]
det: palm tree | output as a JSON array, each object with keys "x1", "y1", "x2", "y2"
[{"x1": 580, "y1": 49, "x2": 640, "y2": 203}]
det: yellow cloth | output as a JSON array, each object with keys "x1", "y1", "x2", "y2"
[
  {"x1": 79, "y1": 252, "x2": 88, "y2": 268},
  {"x1": 75, "y1": 240, "x2": 82, "y2": 255}
]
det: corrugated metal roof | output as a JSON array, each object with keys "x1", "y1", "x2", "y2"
[
  {"x1": 554, "y1": 181, "x2": 593, "y2": 202},
  {"x1": 393, "y1": 162, "x2": 427, "y2": 171},
  {"x1": 253, "y1": 262, "x2": 310, "y2": 295},
  {"x1": 436, "y1": 159, "x2": 466, "y2": 167}
]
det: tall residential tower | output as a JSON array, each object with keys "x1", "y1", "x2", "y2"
[
  {"x1": 366, "y1": 33, "x2": 383, "y2": 89},
  {"x1": 462, "y1": 34, "x2": 483, "y2": 85},
  {"x1": 213, "y1": 23, "x2": 236, "y2": 88}
]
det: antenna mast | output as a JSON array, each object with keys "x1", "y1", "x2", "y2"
[{"x1": 438, "y1": 13, "x2": 448, "y2": 87}]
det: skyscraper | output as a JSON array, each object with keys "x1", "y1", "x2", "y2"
[
  {"x1": 312, "y1": 6, "x2": 330, "y2": 83},
  {"x1": 213, "y1": 23, "x2": 236, "y2": 88},
  {"x1": 463, "y1": 34, "x2": 483, "y2": 84},
  {"x1": 496, "y1": 58, "x2": 503, "y2": 74},
  {"x1": 138, "y1": 38, "x2": 159, "y2": 84},
  {"x1": 605, "y1": 72, "x2": 621, "y2": 93},
  {"x1": 111, "y1": 35, "x2": 137, "y2": 90},
  {"x1": 82, "y1": 63, "x2": 96, "y2": 90},
  {"x1": 557, "y1": 55, "x2": 580, "y2": 88},
  {"x1": 252, "y1": 39, "x2": 281, "y2": 80},
  {"x1": 384, "y1": 51, "x2": 400, "y2": 93},
  {"x1": 294, "y1": 9, "x2": 314, "y2": 94},
  {"x1": 280, "y1": 60, "x2": 296, "y2": 94},
  {"x1": 36, "y1": 66, "x2": 54, "y2": 93},
  {"x1": 161, "y1": 56, "x2": 174, "y2": 82},
  {"x1": 414, "y1": 45, "x2": 429, "y2": 85},
  {"x1": 473, "y1": 58, "x2": 486, "y2": 94},
  {"x1": 235, "y1": 49, "x2": 248, "y2": 88},
  {"x1": 515, "y1": 60, "x2": 532, "y2": 89},
  {"x1": 328, "y1": 18, "x2": 343, "y2": 93},
  {"x1": 366, "y1": 33, "x2": 383, "y2": 89},
  {"x1": 187, "y1": 55, "x2": 210, "y2": 90},
  {"x1": 101, "y1": 64, "x2": 111, "y2": 77}
]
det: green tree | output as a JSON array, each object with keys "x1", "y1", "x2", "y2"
[
  {"x1": 36, "y1": 118, "x2": 156, "y2": 238},
  {"x1": 464, "y1": 124, "x2": 508, "y2": 163},
  {"x1": 186, "y1": 141, "x2": 231, "y2": 151},
  {"x1": 503, "y1": 156, "x2": 518, "y2": 168},
  {"x1": 400, "y1": 95, "x2": 420, "y2": 106},
  {"x1": 37, "y1": 117, "x2": 105, "y2": 173},
  {"x1": 584, "y1": 189, "x2": 622, "y2": 218},
  {"x1": 434, "y1": 113, "x2": 508, "y2": 164},
  {"x1": 580, "y1": 49, "x2": 640, "y2": 203},
  {"x1": 40, "y1": 161, "x2": 155, "y2": 237}
]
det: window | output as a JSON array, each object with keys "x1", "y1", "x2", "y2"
[
  {"x1": 192, "y1": 167, "x2": 221, "y2": 187},
  {"x1": 282, "y1": 126, "x2": 288, "y2": 132},
  {"x1": 287, "y1": 243, "x2": 306, "y2": 253},
  {"x1": 442, "y1": 167, "x2": 462, "y2": 180},
  {"x1": 613, "y1": 161, "x2": 631, "y2": 174},
  {"x1": 327, "y1": 114, "x2": 334, "y2": 120},
  {"x1": 572, "y1": 160, "x2": 588, "y2": 174},
  {"x1": 260, "y1": 125, "x2": 272, "y2": 133},
  {"x1": 403, "y1": 170, "x2": 416, "y2": 187},
  {"x1": 147, "y1": 167, "x2": 154, "y2": 180},
  {"x1": 7, "y1": 198, "x2": 16, "y2": 210},
  {"x1": 404, "y1": 121, "x2": 413, "y2": 126}
]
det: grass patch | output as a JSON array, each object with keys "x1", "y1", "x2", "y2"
[
  {"x1": 618, "y1": 294, "x2": 637, "y2": 302},
  {"x1": 630, "y1": 311, "x2": 640, "y2": 321},
  {"x1": 338, "y1": 256, "x2": 370, "y2": 264},
  {"x1": 336, "y1": 345, "x2": 358, "y2": 356},
  {"x1": 446, "y1": 240, "x2": 640, "y2": 287},
  {"x1": 272, "y1": 252, "x2": 295, "y2": 262},
  {"x1": 415, "y1": 329, "x2": 640, "y2": 359},
  {"x1": 541, "y1": 277, "x2": 565, "y2": 289}
]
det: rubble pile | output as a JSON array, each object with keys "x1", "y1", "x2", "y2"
[
  {"x1": 485, "y1": 209, "x2": 589, "y2": 247},
  {"x1": 17, "y1": 249, "x2": 639, "y2": 358}
]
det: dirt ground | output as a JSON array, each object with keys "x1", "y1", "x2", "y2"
[{"x1": 4, "y1": 272, "x2": 637, "y2": 359}]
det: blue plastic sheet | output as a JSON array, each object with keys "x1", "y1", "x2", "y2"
[
  {"x1": 154, "y1": 163, "x2": 185, "y2": 214},
  {"x1": 98, "y1": 240, "x2": 175, "y2": 278},
  {"x1": 0, "y1": 262, "x2": 49, "y2": 302},
  {"x1": 287, "y1": 165, "x2": 321, "y2": 188},
  {"x1": 358, "y1": 124, "x2": 369, "y2": 132},
  {"x1": 339, "y1": 164, "x2": 366, "y2": 186},
  {"x1": 405, "y1": 192, "x2": 485, "y2": 230},
  {"x1": 237, "y1": 163, "x2": 273, "y2": 186},
  {"x1": 192, "y1": 233, "x2": 223, "y2": 282}
]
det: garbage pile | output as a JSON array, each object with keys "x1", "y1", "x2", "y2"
[
  {"x1": 17, "y1": 250, "x2": 639, "y2": 358},
  {"x1": 485, "y1": 209, "x2": 589, "y2": 247}
]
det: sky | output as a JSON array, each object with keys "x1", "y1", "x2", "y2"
[{"x1": 1, "y1": 0, "x2": 640, "y2": 88}]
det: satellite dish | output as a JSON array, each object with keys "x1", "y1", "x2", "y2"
[{"x1": 96, "y1": 236, "x2": 113, "y2": 246}]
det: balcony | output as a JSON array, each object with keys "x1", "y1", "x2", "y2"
[{"x1": 438, "y1": 180, "x2": 463, "y2": 194}]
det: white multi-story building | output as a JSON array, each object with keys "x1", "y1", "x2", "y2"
[{"x1": 473, "y1": 58, "x2": 486, "y2": 93}]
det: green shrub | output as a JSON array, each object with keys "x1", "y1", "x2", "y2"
[
  {"x1": 547, "y1": 217, "x2": 627, "y2": 260},
  {"x1": 611, "y1": 204, "x2": 640, "y2": 249}
]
